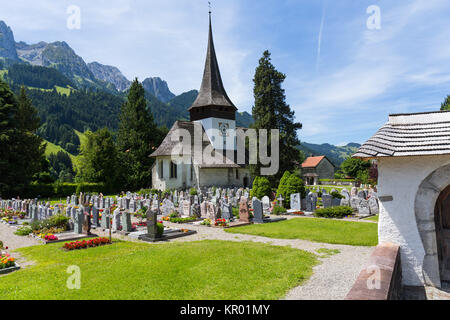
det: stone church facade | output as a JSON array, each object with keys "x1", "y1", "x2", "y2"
[{"x1": 150, "y1": 14, "x2": 251, "y2": 190}]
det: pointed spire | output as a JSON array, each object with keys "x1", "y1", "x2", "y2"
[{"x1": 189, "y1": 11, "x2": 237, "y2": 121}]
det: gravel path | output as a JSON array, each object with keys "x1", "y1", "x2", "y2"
[{"x1": 0, "y1": 223, "x2": 42, "y2": 269}]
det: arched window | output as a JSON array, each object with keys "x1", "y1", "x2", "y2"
[
  {"x1": 170, "y1": 161, "x2": 177, "y2": 179},
  {"x1": 159, "y1": 160, "x2": 164, "y2": 178}
]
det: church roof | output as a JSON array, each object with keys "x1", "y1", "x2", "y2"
[
  {"x1": 302, "y1": 156, "x2": 326, "y2": 168},
  {"x1": 188, "y1": 14, "x2": 237, "y2": 112},
  {"x1": 150, "y1": 121, "x2": 247, "y2": 168},
  {"x1": 354, "y1": 110, "x2": 450, "y2": 159}
]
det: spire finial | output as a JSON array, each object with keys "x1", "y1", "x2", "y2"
[{"x1": 208, "y1": 1, "x2": 211, "y2": 15}]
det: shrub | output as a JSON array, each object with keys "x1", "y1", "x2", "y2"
[
  {"x1": 170, "y1": 217, "x2": 197, "y2": 223},
  {"x1": 189, "y1": 188, "x2": 198, "y2": 196},
  {"x1": 276, "y1": 171, "x2": 291, "y2": 200},
  {"x1": 14, "y1": 226, "x2": 33, "y2": 236},
  {"x1": 285, "y1": 174, "x2": 305, "y2": 207},
  {"x1": 331, "y1": 191, "x2": 344, "y2": 199},
  {"x1": 314, "y1": 206, "x2": 353, "y2": 219},
  {"x1": 272, "y1": 206, "x2": 287, "y2": 215},
  {"x1": 157, "y1": 222, "x2": 164, "y2": 237},
  {"x1": 250, "y1": 176, "x2": 271, "y2": 199}
]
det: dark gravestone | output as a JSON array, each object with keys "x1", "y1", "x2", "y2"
[
  {"x1": 92, "y1": 206, "x2": 99, "y2": 226},
  {"x1": 121, "y1": 211, "x2": 133, "y2": 233},
  {"x1": 322, "y1": 194, "x2": 332, "y2": 208},
  {"x1": 74, "y1": 210, "x2": 83, "y2": 234},
  {"x1": 146, "y1": 207, "x2": 160, "y2": 240},
  {"x1": 252, "y1": 199, "x2": 264, "y2": 223},
  {"x1": 82, "y1": 213, "x2": 91, "y2": 235}
]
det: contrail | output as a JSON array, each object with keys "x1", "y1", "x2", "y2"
[{"x1": 316, "y1": 1, "x2": 326, "y2": 73}]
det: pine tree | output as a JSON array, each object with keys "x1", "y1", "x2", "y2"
[
  {"x1": 441, "y1": 95, "x2": 450, "y2": 111},
  {"x1": 0, "y1": 83, "x2": 44, "y2": 196},
  {"x1": 117, "y1": 79, "x2": 160, "y2": 190},
  {"x1": 78, "y1": 128, "x2": 119, "y2": 189},
  {"x1": 251, "y1": 50, "x2": 302, "y2": 184},
  {"x1": 276, "y1": 170, "x2": 291, "y2": 201}
]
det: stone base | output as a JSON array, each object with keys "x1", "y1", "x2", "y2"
[
  {"x1": 227, "y1": 221, "x2": 253, "y2": 228},
  {"x1": 260, "y1": 217, "x2": 287, "y2": 224},
  {"x1": 0, "y1": 263, "x2": 20, "y2": 275},
  {"x1": 138, "y1": 229, "x2": 197, "y2": 242}
]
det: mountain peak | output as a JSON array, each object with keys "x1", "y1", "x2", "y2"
[
  {"x1": 142, "y1": 77, "x2": 175, "y2": 103},
  {"x1": 0, "y1": 20, "x2": 19, "y2": 61},
  {"x1": 87, "y1": 61, "x2": 131, "y2": 92}
]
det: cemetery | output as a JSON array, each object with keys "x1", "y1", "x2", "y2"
[{"x1": 0, "y1": 180, "x2": 382, "y2": 299}]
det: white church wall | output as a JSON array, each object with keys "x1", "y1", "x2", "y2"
[{"x1": 378, "y1": 154, "x2": 450, "y2": 286}]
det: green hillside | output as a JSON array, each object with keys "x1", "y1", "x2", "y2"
[{"x1": 298, "y1": 142, "x2": 361, "y2": 167}]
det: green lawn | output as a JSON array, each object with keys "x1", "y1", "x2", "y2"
[
  {"x1": 364, "y1": 215, "x2": 379, "y2": 222},
  {"x1": 1, "y1": 240, "x2": 318, "y2": 300},
  {"x1": 225, "y1": 218, "x2": 378, "y2": 246}
]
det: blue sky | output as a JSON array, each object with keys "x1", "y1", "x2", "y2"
[{"x1": 2, "y1": 0, "x2": 450, "y2": 145}]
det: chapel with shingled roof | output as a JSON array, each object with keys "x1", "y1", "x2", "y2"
[{"x1": 150, "y1": 12, "x2": 251, "y2": 190}]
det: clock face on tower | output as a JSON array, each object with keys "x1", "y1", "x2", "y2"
[{"x1": 218, "y1": 122, "x2": 229, "y2": 136}]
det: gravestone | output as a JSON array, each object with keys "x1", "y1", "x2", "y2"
[
  {"x1": 207, "y1": 202, "x2": 216, "y2": 221},
  {"x1": 351, "y1": 187, "x2": 358, "y2": 197},
  {"x1": 239, "y1": 197, "x2": 250, "y2": 223},
  {"x1": 92, "y1": 206, "x2": 99, "y2": 227},
  {"x1": 290, "y1": 193, "x2": 301, "y2": 211},
  {"x1": 112, "y1": 209, "x2": 121, "y2": 231},
  {"x1": 357, "y1": 199, "x2": 371, "y2": 217},
  {"x1": 350, "y1": 197, "x2": 362, "y2": 210},
  {"x1": 200, "y1": 201, "x2": 207, "y2": 218},
  {"x1": 252, "y1": 198, "x2": 264, "y2": 223},
  {"x1": 277, "y1": 195, "x2": 284, "y2": 208},
  {"x1": 191, "y1": 203, "x2": 200, "y2": 218},
  {"x1": 369, "y1": 196, "x2": 379, "y2": 215},
  {"x1": 74, "y1": 210, "x2": 83, "y2": 234},
  {"x1": 221, "y1": 203, "x2": 233, "y2": 221},
  {"x1": 262, "y1": 196, "x2": 270, "y2": 213},
  {"x1": 322, "y1": 194, "x2": 332, "y2": 208},
  {"x1": 357, "y1": 190, "x2": 366, "y2": 199},
  {"x1": 101, "y1": 208, "x2": 111, "y2": 229},
  {"x1": 182, "y1": 200, "x2": 191, "y2": 217},
  {"x1": 121, "y1": 211, "x2": 133, "y2": 233},
  {"x1": 82, "y1": 212, "x2": 91, "y2": 235},
  {"x1": 146, "y1": 207, "x2": 159, "y2": 240}
]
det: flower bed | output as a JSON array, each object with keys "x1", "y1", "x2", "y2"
[
  {"x1": 214, "y1": 219, "x2": 228, "y2": 227},
  {"x1": 0, "y1": 252, "x2": 19, "y2": 274},
  {"x1": 43, "y1": 234, "x2": 58, "y2": 241},
  {"x1": 162, "y1": 216, "x2": 198, "y2": 223},
  {"x1": 63, "y1": 237, "x2": 111, "y2": 251}
]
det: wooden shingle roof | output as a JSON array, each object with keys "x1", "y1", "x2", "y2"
[
  {"x1": 354, "y1": 110, "x2": 450, "y2": 159},
  {"x1": 150, "y1": 121, "x2": 248, "y2": 168}
]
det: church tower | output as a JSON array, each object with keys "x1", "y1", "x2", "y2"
[{"x1": 189, "y1": 12, "x2": 237, "y2": 151}]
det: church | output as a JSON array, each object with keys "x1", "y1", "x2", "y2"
[{"x1": 150, "y1": 13, "x2": 251, "y2": 190}]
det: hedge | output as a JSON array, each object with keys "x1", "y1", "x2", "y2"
[
  {"x1": 314, "y1": 206, "x2": 353, "y2": 219},
  {"x1": 22, "y1": 182, "x2": 106, "y2": 198}
]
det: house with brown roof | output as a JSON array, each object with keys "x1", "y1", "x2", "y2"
[
  {"x1": 150, "y1": 13, "x2": 251, "y2": 190},
  {"x1": 354, "y1": 110, "x2": 450, "y2": 290},
  {"x1": 301, "y1": 155, "x2": 335, "y2": 185}
]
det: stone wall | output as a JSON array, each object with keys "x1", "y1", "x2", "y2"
[{"x1": 345, "y1": 242, "x2": 402, "y2": 300}]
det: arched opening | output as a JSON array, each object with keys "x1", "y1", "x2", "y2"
[
  {"x1": 434, "y1": 185, "x2": 450, "y2": 282},
  {"x1": 243, "y1": 176, "x2": 249, "y2": 188}
]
